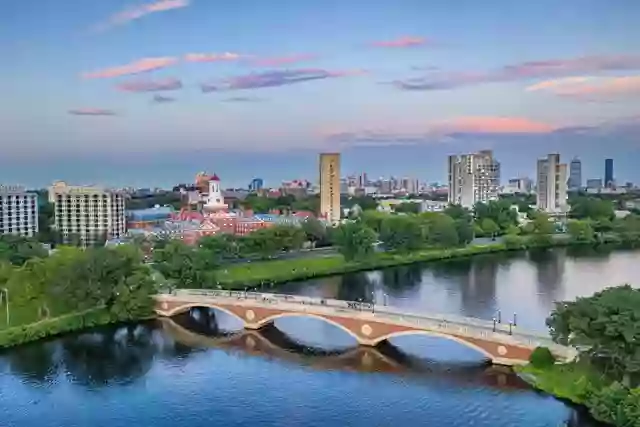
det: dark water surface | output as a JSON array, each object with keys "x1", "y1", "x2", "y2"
[{"x1": 1, "y1": 247, "x2": 637, "y2": 427}]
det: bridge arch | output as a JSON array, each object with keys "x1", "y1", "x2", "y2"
[
  {"x1": 370, "y1": 330, "x2": 495, "y2": 361},
  {"x1": 161, "y1": 302, "x2": 246, "y2": 325},
  {"x1": 255, "y1": 312, "x2": 362, "y2": 343}
]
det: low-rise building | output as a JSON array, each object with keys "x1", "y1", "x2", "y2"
[{"x1": 127, "y1": 206, "x2": 174, "y2": 229}]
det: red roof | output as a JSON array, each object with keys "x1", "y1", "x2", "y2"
[{"x1": 211, "y1": 173, "x2": 220, "y2": 181}]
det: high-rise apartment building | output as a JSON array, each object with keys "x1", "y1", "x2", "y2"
[
  {"x1": 536, "y1": 154, "x2": 568, "y2": 213},
  {"x1": 319, "y1": 153, "x2": 341, "y2": 224},
  {"x1": 448, "y1": 150, "x2": 500, "y2": 208},
  {"x1": 0, "y1": 185, "x2": 39, "y2": 237},
  {"x1": 604, "y1": 158, "x2": 614, "y2": 188},
  {"x1": 568, "y1": 157, "x2": 582, "y2": 190},
  {"x1": 48, "y1": 181, "x2": 125, "y2": 246}
]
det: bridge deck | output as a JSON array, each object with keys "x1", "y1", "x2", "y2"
[{"x1": 155, "y1": 289, "x2": 574, "y2": 360}]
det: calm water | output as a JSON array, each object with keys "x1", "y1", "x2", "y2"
[{"x1": 1, "y1": 247, "x2": 637, "y2": 427}]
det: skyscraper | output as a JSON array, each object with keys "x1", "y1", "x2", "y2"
[
  {"x1": 319, "y1": 153, "x2": 341, "y2": 224},
  {"x1": 604, "y1": 158, "x2": 614, "y2": 188},
  {"x1": 448, "y1": 150, "x2": 500, "y2": 208},
  {"x1": 569, "y1": 157, "x2": 582, "y2": 190},
  {"x1": 536, "y1": 154, "x2": 568, "y2": 213}
]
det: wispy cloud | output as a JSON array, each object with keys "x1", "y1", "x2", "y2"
[
  {"x1": 324, "y1": 116, "x2": 557, "y2": 146},
  {"x1": 223, "y1": 96, "x2": 266, "y2": 102},
  {"x1": 393, "y1": 54, "x2": 640, "y2": 91},
  {"x1": 526, "y1": 75, "x2": 640, "y2": 101},
  {"x1": 82, "y1": 57, "x2": 178, "y2": 79},
  {"x1": 184, "y1": 52, "x2": 245, "y2": 63},
  {"x1": 324, "y1": 115, "x2": 640, "y2": 146},
  {"x1": 371, "y1": 36, "x2": 429, "y2": 48},
  {"x1": 68, "y1": 108, "x2": 117, "y2": 116},
  {"x1": 116, "y1": 78, "x2": 183, "y2": 92},
  {"x1": 94, "y1": 0, "x2": 189, "y2": 32},
  {"x1": 152, "y1": 95, "x2": 176, "y2": 103},
  {"x1": 201, "y1": 68, "x2": 366, "y2": 92},
  {"x1": 247, "y1": 54, "x2": 318, "y2": 67}
]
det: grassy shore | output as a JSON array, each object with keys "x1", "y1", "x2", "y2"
[
  {"x1": 515, "y1": 361, "x2": 606, "y2": 405},
  {"x1": 215, "y1": 243, "x2": 514, "y2": 288}
]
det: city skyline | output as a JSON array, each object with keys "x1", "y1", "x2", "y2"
[{"x1": 2, "y1": 0, "x2": 639, "y2": 187}]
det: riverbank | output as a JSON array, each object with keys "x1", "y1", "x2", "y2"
[
  {"x1": 214, "y1": 235, "x2": 622, "y2": 289},
  {"x1": 516, "y1": 362, "x2": 640, "y2": 427},
  {"x1": 0, "y1": 308, "x2": 152, "y2": 349},
  {"x1": 215, "y1": 243, "x2": 515, "y2": 288}
]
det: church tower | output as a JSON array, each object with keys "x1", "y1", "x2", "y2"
[{"x1": 203, "y1": 173, "x2": 227, "y2": 212}]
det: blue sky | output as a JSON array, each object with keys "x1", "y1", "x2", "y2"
[{"x1": 1, "y1": 0, "x2": 639, "y2": 188}]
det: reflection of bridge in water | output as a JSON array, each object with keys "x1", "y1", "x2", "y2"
[{"x1": 161, "y1": 311, "x2": 532, "y2": 391}]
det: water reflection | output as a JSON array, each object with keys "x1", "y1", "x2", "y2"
[
  {"x1": 279, "y1": 248, "x2": 640, "y2": 333},
  {"x1": 0, "y1": 316, "x2": 607, "y2": 427},
  {"x1": 0, "y1": 322, "x2": 201, "y2": 389}
]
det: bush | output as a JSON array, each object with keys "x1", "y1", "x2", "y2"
[
  {"x1": 530, "y1": 346, "x2": 556, "y2": 368},
  {"x1": 587, "y1": 382, "x2": 640, "y2": 427}
]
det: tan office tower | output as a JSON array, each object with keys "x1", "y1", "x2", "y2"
[{"x1": 319, "y1": 153, "x2": 341, "y2": 224}]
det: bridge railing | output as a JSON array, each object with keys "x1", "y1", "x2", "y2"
[
  {"x1": 159, "y1": 290, "x2": 580, "y2": 359},
  {"x1": 158, "y1": 289, "x2": 567, "y2": 349}
]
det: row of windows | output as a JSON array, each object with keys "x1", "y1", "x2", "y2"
[{"x1": 0, "y1": 195, "x2": 36, "y2": 200}]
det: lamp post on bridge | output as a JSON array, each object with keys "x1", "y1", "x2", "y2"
[
  {"x1": 0, "y1": 288, "x2": 8, "y2": 327},
  {"x1": 492, "y1": 317, "x2": 497, "y2": 332},
  {"x1": 513, "y1": 312, "x2": 517, "y2": 327},
  {"x1": 508, "y1": 321, "x2": 513, "y2": 335},
  {"x1": 383, "y1": 293, "x2": 388, "y2": 306},
  {"x1": 371, "y1": 292, "x2": 375, "y2": 314}
]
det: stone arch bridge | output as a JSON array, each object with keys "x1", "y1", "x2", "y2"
[{"x1": 155, "y1": 289, "x2": 576, "y2": 366}]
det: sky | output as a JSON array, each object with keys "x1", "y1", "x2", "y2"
[{"x1": 1, "y1": 0, "x2": 639, "y2": 188}]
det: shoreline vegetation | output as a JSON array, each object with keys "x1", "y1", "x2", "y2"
[{"x1": 214, "y1": 235, "x2": 630, "y2": 289}]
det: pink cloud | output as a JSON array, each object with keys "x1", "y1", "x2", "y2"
[
  {"x1": 526, "y1": 75, "x2": 640, "y2": 100},
  {"x1": 95, "y1": 0, "x2": 189, "y2": 31},
  {"x1": 184, "y1": 52, "x2": 245, "y2": 63},
  {"x1": 248, "y1": 54, "x2": 318, "y2": 67},
  {"x1": 116, "y1": 78, "x2": 183, "y2": 92},
  {"x1": 441, "y1": 117, "x2": 555, "y2": 134},
  {"x1": 372, "y1": 36, "x2": 429, "y2": 48},
  {"x1": 394, "y1": 54, "x2": 640, "y2": 90},
  {"x1": 82, "y1": 57, "x2": 178, "y2": 79},
  {"x1": 68, "y1": 108, "x2": 117, "y2": 116},
  {"x1": 324, "y1": 116, "x2": 557, "y2": 146}
]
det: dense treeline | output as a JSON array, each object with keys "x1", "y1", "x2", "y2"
[
  {"x1": 149, "y1": 220, "x2": 328, "y2": 287},
  {"x1": 0, "y1": 236, "x2": 155, "y2": 332},
  {"x1": 540, "y1": 286, "x2": 640, "y2": 427}
]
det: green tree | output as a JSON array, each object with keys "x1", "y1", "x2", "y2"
[
  {"x1": 444, "y1": 204, "x2": 472, "y2": 222},
  {"x1": 570, "y1": 197, "x2": 615, "y2": 221},
  {"x1": 480, "y1": 218, "x2": 500, "y2": 238},
  {"x1": 152, "y1": 240, "x2": 218, "y2": 288},
  {"x1": 454, "y1": 219, "x2": 475, "y2": 244},
  {"x1": 422, "y1": 213, "x2": 459, "y2": 247},
  {"x1": 394, "y1": 202, "x2": 421, "y2": 214},
  {"x1": 474, "y1": 200, "x2": 518, "y2": 232},
  {"x1": 333, "y1": 222, "x2": 378, "y2": 261},
  {"x1": 379, "y1": 215, "x2": 424, "y2": 252},
  {"x1": 301, "y1": 217, "x2": 328, "y2": 246},
  {"x1": 0, "y1": 235, "x2": 48, "y2": 266},
  {"x1": 360, "y1": 211, "x2": 388, "y2": 234},
  {"x1": 567, "y1": 219, "x2": 595, "y2": 243},
  {"x1": 546, "y1": 285, "x2": 640, "y2": 385}
]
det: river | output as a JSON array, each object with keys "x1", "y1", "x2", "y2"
[{"x1": 1, "y1": 247, "x2": 638, "y2": 427}]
